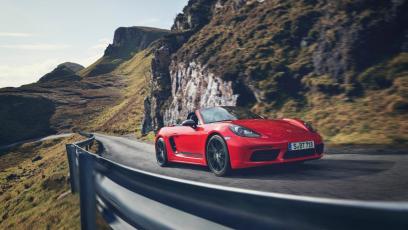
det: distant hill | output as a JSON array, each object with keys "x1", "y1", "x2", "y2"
[
  {"x1": 0, "y1": 27, "x2": 168, "y2": 145},
  {"x1": 79, "y1": 26, "x2": 169, "y2": 78},
  {"x1": 38, "y1": 62, "x2": 84, "y2": 83}
]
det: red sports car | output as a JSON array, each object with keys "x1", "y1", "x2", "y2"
[{"x1": 155, "y1": 106, "x2": 324, "y2": 176}]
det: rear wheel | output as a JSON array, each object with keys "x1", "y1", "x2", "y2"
[
  {"x1": 155, "y1": 138, "x2": 168, "y2": 167},
  {"x1": 206, "y1": 135, "x2": 231, "y2": 176}
]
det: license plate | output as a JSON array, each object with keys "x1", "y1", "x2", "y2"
[{"x1": 288, "y1": 141, "x2": 314, "y2": 151}]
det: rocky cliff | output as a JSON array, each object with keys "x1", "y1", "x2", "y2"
[
  {"x1": 105, "y1": 27, "x2": 170, "y2": 58},
  {"x1": 81, "y1": 26, "x2": 170, "y2": 77},
  {"x1": 142, "y1": 0, "x2": 408, "y2": 144},
  {"x1": 141, "y1": 0, "x2": 221, "y2": 133}
]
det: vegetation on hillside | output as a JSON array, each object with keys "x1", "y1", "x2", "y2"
[
  {"x1": 0, "y1": 95, "x2": 56, "y2": 145},
  {"x1": 171, "y1": 0, "x2": 408, "y2": 144},
  {"x1": 87, "y1": 50, "x2": 153, "y2": 137},
  {"x1": 0, "y1": 136, "x2": 81, "y2": 229},
  {"x1": 0, "y1": 1, "x2": 406, "y2": 147}
]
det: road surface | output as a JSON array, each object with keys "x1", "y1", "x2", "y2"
[
  {"x1": 95, "y1": 133, "x2": 408, "y2": 201},
  {"x1": 0, "y1": 133, "x2": 73, "y2": 151}
]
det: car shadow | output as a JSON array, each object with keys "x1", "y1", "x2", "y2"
[
  {"x1": 163, "y1": 158, "x2": 395, "y2": 181},
  {"x1": 166, "y1": 162, "x2": 210, "y2": 172},
  {"x1": 229, "y1": 159, "x2": 395, "y2": 180}
]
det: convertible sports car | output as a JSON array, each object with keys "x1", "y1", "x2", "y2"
[{"x1": 155, "y1": 106, "x2": 324, "y2": 176}]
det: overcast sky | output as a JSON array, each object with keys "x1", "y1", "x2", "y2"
[{"x1": 0, "y1": 0, "x2": 187, "y2": 88}]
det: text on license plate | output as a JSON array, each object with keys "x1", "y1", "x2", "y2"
[{"x1": 289, "y1": 141, "x2": 314, "y2": 151}]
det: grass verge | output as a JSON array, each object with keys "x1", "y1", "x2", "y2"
[{"x1": 0, "y1": 135, "x2": 109, "y2": 229}]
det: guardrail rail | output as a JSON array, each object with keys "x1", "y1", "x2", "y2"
[{"x1": 66, "y1": 134, "x2": 408, "y2": 230}]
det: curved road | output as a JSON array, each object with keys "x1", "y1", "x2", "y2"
[
  {"x1": 95, "y1": 133, "x2": 408, "y2": 201},
  {"x1": 0, "y1": 133, "x2": 73, "y2": 151}
]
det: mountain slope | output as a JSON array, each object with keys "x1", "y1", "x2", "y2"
[
  {"x1": 79, "y1": 27, "x2": 169, "y2": 78},
  {"x1": 87, "y1": 50, "x2": 153, "y2": 137},
  {"x1": 38, "y1": 62, "x2": 84, "y2": 83},
  {"x1": 0, "y1": 27, "x2": 169, "y2": 145},
  {"x1": 1, "y1": 0, "x2": 406, "y2": 145},
  {"x1": 142, "y1": 0, "x2": 408, "y2": 144}
]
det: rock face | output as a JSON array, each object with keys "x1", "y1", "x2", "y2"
[
  {"x1": 141, "y1": 0, "x2": 408, "y2": 134},
  {"x1": 312, "y1": 0, "x2": 408, "y2": 88},
  {"x1": 142, "y1": 0, "x2": 221, "y2": 134},
  {"x1": 38, "y1": 62, "x2": 84, "y2": 83},
  {"x1": 104, "y1": 27, "x2": 170, "y2": 58},
  {"x1": 141, "y1": 33, "x2": 191, "y2": 133},
  {"x1": 172, "y1": 0, "x2": 217, "y2": 32},
  {"x1": 164, "y1": 61, "x2": 238, "y2": 124},
  {"x1": 85, "y1": 26, "x2": 170, "y2": 78}
]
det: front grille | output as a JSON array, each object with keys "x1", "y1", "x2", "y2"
[
  {"x1": 284, "y1": 148, "x2": 315, "y2": 159},
  {"x1": 250, "y1": 149, "x2": 280, "y2": 162},
  {"x1": 315, "y1": 144, "x2": 324, "y2": 155}
]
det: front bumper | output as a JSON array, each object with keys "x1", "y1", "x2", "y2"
[{"x1": 226, "y1": 135, "x2": 324, "y2": 169}]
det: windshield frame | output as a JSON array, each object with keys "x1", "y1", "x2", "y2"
[{"x1": 198, "y1": 106, "x2": 263, "y2": 124}]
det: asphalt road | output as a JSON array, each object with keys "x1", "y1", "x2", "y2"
[
  {"x1": 95, "y1": 133, "x2": 408, "y2": 201},
  {"x1": 0, "y1": 133, "x2": 73, "y2": 151}
]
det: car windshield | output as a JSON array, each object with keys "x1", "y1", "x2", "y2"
[{"x1": 199, "y1": 106, "x2": 263, "y2": 124}]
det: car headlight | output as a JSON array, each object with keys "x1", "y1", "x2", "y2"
[
  {"x1": 305, "y1": 122, "x2": 316, "y2": 132},
  {"x1": 229, "y1": 124, "x2": 261, "y2": 138}
]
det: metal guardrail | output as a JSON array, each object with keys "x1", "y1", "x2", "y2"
[{"x1": 66, "y1": 134, "x2": 408, "y2": 230}]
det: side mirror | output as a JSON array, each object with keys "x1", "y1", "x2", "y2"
[{"x1": 181, "y1": 119, "x2": 197, "y2": 128}]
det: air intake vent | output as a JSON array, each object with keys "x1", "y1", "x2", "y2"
[
  {"x1": 284, "y1": 149, "x2": 315, "y2": 159},
  {"x1": 250, "y1": 149, "x2": 280, "y2": 162}
]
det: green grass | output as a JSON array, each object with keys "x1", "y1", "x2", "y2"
[
  {"x1": 0, "y1": 136, "x2": 82, "y2": 229},
  {"x1": 0, "y1": 135, "x2": 110, "y2": 229},
  {"x1": 87, "y1": 50, "x2": 153, "y2": 136},
  {"x1": 256, "y1": 89, "x2": 408, "y2": 145}
]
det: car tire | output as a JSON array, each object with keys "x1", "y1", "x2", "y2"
[
  {"x1": 206, "y1": 135, "x2": 231, "y2": 177},
  {"x1": 155, "y1": 138, "x2": 169, "y2": 167}
]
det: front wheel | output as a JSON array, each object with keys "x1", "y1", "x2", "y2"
[
  {"x1": 206, "y1": 135, "x2": 231, "y2": 176},
  {"x1": 155, "y1": 138, "x2": 168, "y2": 167}
]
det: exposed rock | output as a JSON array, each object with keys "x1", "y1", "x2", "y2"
[
  {"x1": 171, "y1": 0, "x2": 217, "y2": 32},
  {"x1": 104, "y1": 26, "x2": 170, "y2": 59},
  {"x1": 141, "y1": 0, "x2": 222, "y2": 133},
  {"x1": 84, "y1": 26, "x2": 170, "y2": 78},
  {"x1": 142, "y1": 0, "x2": 408, "y2": 136},
  {"x1": 164, "y1": 61, "x2": 238, "y2": 124},
  {"x1": 32, "y1": 155, "x2": 42, "y2": 162},
  {"x1": 6, "y1": 173, "x2": 17, "y2": 181},
  {"x1": 141, "y1": 33, "x2": 194, "y2": 134},
  {"x1": 313, "y1": 0, "x2": 408, "y2": 84},
  {"x1": 41, "y1": 174, "x2": 66, "y2": 190}
]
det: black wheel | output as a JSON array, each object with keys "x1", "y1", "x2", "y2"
[
  {"x1": 155, "y1": 138, "x2": 168, "y2": 167},
  {"x1": 206, "y1": 135, "x2": 231, "y2": 176}
]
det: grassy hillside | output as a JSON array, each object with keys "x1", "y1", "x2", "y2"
[
  {"x1": 170, "y1": 0, "x2": 408, "y2": 145},
  {"x1": 79, "y1": 27, "x2": 169, "y2": 78},
  {"x1": 0, "y1": 136, "x2": 81, "y2": 229},
  {"x1": 0, "y1": 95, "x2": 56, "y2": 145},
  {"x1": 87, "y1": 50, "x2": 153, "y2": 138}
]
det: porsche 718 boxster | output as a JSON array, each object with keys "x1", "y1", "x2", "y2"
[{"x1": 155, "y1": 106, "x2": 324, "y2": 176}]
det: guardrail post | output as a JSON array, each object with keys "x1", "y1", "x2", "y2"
[
  {"x1": 78, "y1": 149, "x2": 97, "y2": 230},
  {"x1": 66, "y1": 144, "x2": 78, "y2": 193}
]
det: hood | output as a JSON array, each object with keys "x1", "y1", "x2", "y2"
[{"x1": 231, "y1": 119, "x2": 310, "y2": 138}]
